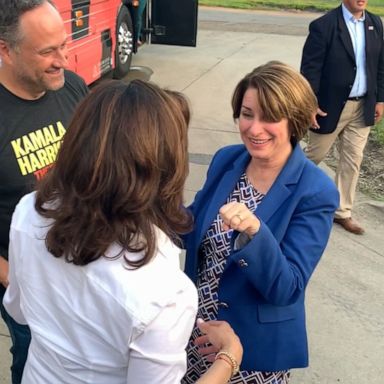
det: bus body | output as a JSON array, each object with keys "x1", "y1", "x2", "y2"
[{"x1": 54, "y1": 0, "x2": 198, "y2": 85}]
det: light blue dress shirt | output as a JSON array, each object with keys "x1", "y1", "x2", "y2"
[{"x1": 342, "y1": 3, "x2": 367, "y2": 97}]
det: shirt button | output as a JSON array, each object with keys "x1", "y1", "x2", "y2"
[
  {"x1": 238, "y1": 259, "x2": 248, "y2": 267},
  {"x1": 218, "y1": 302, "x2": 229, "y2": 309}
]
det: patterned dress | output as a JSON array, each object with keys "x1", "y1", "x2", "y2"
[{"x1": 182, "y1": 173, "x2": 290, "y2": 384}]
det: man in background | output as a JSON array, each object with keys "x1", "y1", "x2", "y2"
[
  {"x1": 0, "y1": 1, "x2": 88, "y2": 382},
  {"x1": 301, "y1": 0, "x2": 384, "y2": 235}
]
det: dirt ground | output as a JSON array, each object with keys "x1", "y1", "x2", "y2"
[{"x1": 325, "y1": 134, "x2": 384, "y2": 200}]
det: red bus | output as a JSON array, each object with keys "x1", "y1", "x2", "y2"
[{"x1": 54, "y1": 0, "x2": 198, "y2": 85}]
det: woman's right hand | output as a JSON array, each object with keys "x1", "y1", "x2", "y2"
[
  {"x1": 219, "y1": 202, "x2": 260, "y2": 236},
  {"x1": 194, "y1": 319, "x2": 243, "y2": 366}
]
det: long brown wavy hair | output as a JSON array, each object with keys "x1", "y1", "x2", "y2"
[{"x1": 35, "y1": 80, "x2": 193, "y2": 267}]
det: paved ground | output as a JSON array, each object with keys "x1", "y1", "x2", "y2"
[{"x1": 1, "y1": 6, "x2": 384, "y2": 383}]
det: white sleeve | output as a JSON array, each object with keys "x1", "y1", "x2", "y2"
[
  {"x1": 126, "y1": 291, "x2": 196, "y2": 384},
  {"x1": 3, "y1": 227, "x2": 27, "y2": 325}
]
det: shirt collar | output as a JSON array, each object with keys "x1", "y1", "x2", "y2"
[{"x1": 342, "y1": 3, "x2": 366, "y2": 23}]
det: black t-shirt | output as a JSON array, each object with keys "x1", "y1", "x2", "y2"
[{"x1": 0, "y1": 70, "x2": 88, "y2": 258}]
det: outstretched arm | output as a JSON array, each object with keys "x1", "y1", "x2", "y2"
[{"x1": 126, "y1": 290, "x2": 196, "y2": 383}]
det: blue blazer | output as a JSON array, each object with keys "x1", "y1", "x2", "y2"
[{"x1": 184, "y1": 144, "x2": 339, "y2": 371}]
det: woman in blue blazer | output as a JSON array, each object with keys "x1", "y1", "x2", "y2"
[{"x1": 182, "y1": 61, "x2": 339, "y2": 384}]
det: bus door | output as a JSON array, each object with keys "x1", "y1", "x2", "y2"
[
  {"x1": 70, "y1": 0, "x2": 118, "y2": 84},
  {"x1": 56, "y1": 0, "x2": 121, "y2": 84},
  {"x1": 148, "y1": 0, "x2": 198, "y2": 47}
]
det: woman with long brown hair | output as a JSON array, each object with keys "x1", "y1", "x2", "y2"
[{"x1": 3, "y1": 79, "x2": 242, "y2": 384}]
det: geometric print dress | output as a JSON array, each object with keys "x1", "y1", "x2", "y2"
[{"x1": 182, "y1": 173, "x2": 290, "y2": 384}]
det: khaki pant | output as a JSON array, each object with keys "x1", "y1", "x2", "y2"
[{"x1": 305, "y1": 100, "x2": 371, "y2": 219}]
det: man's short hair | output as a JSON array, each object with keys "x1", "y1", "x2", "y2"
[{"x1": 0, "y1": 0, "x2": 52, "y2": 48}]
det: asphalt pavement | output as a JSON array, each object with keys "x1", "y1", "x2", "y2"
[{"x1": 1, "y1": 6, "x2": 384, "y2": 383}]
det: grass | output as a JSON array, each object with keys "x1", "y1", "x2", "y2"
[
  {"x1": 199, "y1": 0, "x2": 384, "y2": 16},
  {"x1": 373, "y1": 119, "x2": 384, "y2": 145}
]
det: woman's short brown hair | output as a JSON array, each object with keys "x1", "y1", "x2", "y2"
[
  {"x1": 36, "y1": 80, "x2": 192, "y2": 267},
  {"x1": 232, "y1": 61, "x2": 317, "y2": 141}
]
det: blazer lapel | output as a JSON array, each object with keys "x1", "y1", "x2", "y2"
[
  {"x1": 337, "y1": 7, "x2": 356, "y2": 63},
  {"x1": 256, "y1": 180, "x2": 292, "y2": 223},
  {"x1": 257, "y1": 145, "x2": 306, "y2": 223},
  {"x1": 198, "y1": 151, "x2": 250, "y2": 244}
]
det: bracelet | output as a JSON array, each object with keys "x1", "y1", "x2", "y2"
[
  {"x1": 215, "y1": 356, "x2": 233, "y2": 377},
  {"x1": 215, "y1": 351, "x2": 239, "y2": 377}
]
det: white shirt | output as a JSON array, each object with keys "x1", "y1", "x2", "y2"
[
  {"x1": 4, "y1": 192, "x2": 198, "y2": 384},
  {"x1": 342, "y1": 3, "x2": 367, "y2": 97}
]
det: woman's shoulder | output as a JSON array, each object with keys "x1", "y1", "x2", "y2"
[
  {"x1": 297, "y1": 157, "x2": 339, "y2": 209},
  {"x1": 290, "y1": 145, "x2": 335, "y2": 190},
  {"x1": 302, "y1": 157, "x2": 337, "y2": 192},
  {"x1": 285, "y1": 145, "x2": 339, "y2": 206},
  {"x1": 13, "y1": 190, "x2": 36, "y2": 214},
  {"x1": 11, "y1": 191, "x2": 51, "y2": 234}
]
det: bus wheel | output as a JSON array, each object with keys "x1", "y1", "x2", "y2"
[{"x1": 113, "y1": 6, "x2": 133, "y2": 78}]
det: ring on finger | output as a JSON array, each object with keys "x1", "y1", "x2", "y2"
[{"x1": 235, "y1": 213, "x2": 243, "y2": 221}]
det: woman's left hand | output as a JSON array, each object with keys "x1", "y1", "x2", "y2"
[
  {"x1": 194, "y1": 319, "x2": 243, "y2": 364},
  {"x1": 219, "y1": 202, "x2": 260, "y2": 236}
]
